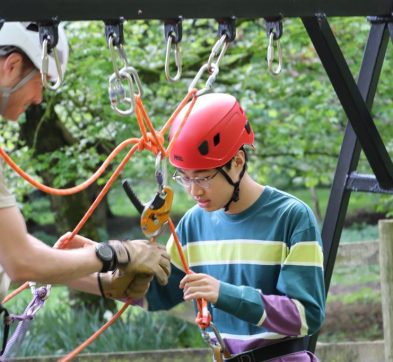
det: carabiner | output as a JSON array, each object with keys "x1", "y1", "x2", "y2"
[
  {"x1": 206, "y1": 34, "x2": 229, "y2": 72},
  {"x1": 41, "y1": 37, "x2": 63, "y2": 90},
  {"x1": 108, "y1": 71, "x2": 136, "y2": 116},
  {"x1": 165, "y1": 34, "x2": 182, "y2": 82},
  {"x1": 120, "y1": 66, "x2": 143, "y2": 98},
  {"x1": 155, "y1": 152, "x2": 167, "y2": 193},
  {"x1": 108, "y1": 34, "x2": 128, "y2": 78},
  {"x1": 267, "y1": 31, "x2": 282, "y2": 76},
  {"x1": 201, "y1": 322, "x2": 231, "y2": 358},
  {"x1": 188, "y1": 63, "x2": 219, "y2": 96}
]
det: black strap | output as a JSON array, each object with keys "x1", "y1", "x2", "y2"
[
  {"x1": 219, "y1": 163, "x2": 247, "y2": 212},
  {"x1": 224, "y1": 337, "x2": 307, "y2": 362},
  {"x1": 0, "y1": 303, "x2": 10, "y2": 356}
]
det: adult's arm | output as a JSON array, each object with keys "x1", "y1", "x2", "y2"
[{"x1": 0, "y1": 205, "x2": 102, "y2": 283}]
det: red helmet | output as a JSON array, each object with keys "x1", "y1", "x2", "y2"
[{"x1": 169, "y1": 93, "x2": 254, "y2": 170}]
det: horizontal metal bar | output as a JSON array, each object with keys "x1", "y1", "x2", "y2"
[
  {"x1": 346, "y1": 172, "x2": 393, "y2": 193},
  {"x1": 1, "y1": 0, "x2": 393, "y2": 22}
]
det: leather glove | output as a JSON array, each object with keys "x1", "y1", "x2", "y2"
[
  {"x1": 109, "y1": 239, "x2": 171, "y2": 286},
  {"x1": 98, "y1": 270, "x2": 153, "y2": 299}
]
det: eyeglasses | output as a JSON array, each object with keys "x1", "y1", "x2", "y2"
[{"x1": 172, "y1": 170, "x2": 220, "y2": 189}]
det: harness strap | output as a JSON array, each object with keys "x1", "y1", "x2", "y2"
[
  {"x1": 224, "y1": 337, "x2": 307, "y2": 362},
  {"x1": 0, "y1": 303, "x2": 10, "y2": 356}
]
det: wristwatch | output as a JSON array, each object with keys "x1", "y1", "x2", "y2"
[{"x1": 95, "y1": 243, "x2": 116, "y2": 273}]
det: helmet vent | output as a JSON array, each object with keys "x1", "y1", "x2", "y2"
[
  {"x1": 213, "y1": 133, "x2": 220, "y2": 146},
  {"x1": 198, "y1": 141, "x2": 209, "y2": 156},
  {"x1": 26, "y1": 23, "x2": 39, "y2": 32},
  {"x1": 245, "y1": 121, "x2": 251, "y2": 134}
]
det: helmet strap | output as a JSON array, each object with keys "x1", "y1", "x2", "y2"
[
  {"x1": 218, "y1": 163, "x2": 247, "y2": 212},
  {"x1": 0, "y1": 69, "x2": 37, "y2": 116}
]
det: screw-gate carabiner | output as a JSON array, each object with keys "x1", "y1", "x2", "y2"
[
  {"x1": 108, "y1": 66, "x2": 143, "y2": 116},
  {"x1": 201, "y1": 322, "x2": 231, "y2": 359},
  {"x1": 267, "y1": 31, "x2": 283, "y2": 76},
  {"x1": 108, "y1": 71, "x2": 136, "y2": 116},
  {"x1": 41, "y1": 37, "x2": 63, "y2": 90},
  {"x1": 165, "y1": 34, "x2": 182, "y2": 82}
]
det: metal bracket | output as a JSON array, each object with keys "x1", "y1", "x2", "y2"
[
  {"x1": 164, "y1": 17, "x2": 182, "y2": 43},
  {"x1": 104, "y1": 18, "x2": 124, "y2": 46},
  {"x1": 265, "y1": 17, "x2": 283, "y2": 40},
  {"x1": 38, "y1": 22, "x2": 59, "y2": 51},
  {"x1": 216, "y1": 17, "x2": 236, "y2": 42},
  {"x1": 367, "y1": 15, "x2": 393, "y2": 24}
]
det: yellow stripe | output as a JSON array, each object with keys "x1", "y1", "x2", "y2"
[
  {"x1": 167, "y1": 238, "x2": 289, "y2": 268},
  {"x1": 284, "y1": 242, "x2": 324, "y2": 268}
]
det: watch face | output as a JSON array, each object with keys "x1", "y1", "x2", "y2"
[{"x1": 98, "y1": 244, "x2": 114, "y2": 262}]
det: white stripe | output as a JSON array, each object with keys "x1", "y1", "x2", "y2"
[
  {"x1": 206, "y1": 331, "x2": 287, "y2": 341},
  {"x1": 256, "y1": 310, "x2": 267, "y2": 327},
  {"x1": 291, "y1": 299, "x2": 308, "y2": 336},
  {"x1": 189, "y1": 260, "x2": 283, "y2": 267},
  {"x1": 188, "y1": 239, "x2": 288, "y2": 247},
  {"x1": 284, "y1": 261, "x2": 323, "y2": 267}
]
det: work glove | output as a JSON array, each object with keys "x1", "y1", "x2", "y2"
[
  {"x1": 109, "y1": 239, "x2": 171, "y2": 286},
  {"x1": 98, "y1": 270, "x2": 153, "y2": 299}
]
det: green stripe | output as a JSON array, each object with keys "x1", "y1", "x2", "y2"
[{"x1": 284, "y1": 242, "x2": 324, "y2": 267}]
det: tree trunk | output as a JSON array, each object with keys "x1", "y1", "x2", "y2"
[{"x1": 21, "y1": 104, "x2": 115, "y2": 313}]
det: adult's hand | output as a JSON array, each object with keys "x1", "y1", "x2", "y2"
[
  {"x1": 98, "y1": 270, "x2": 153, "y2": 299},
  {"x1": 54, "y1": 232, "x2": 98, "y2": 249},
  {"x1": 109, "y1": 239, "x2": 171, "y2": 285}
]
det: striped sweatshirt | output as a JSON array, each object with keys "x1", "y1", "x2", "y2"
[{"x1": 147, "y1": 186, "x2": 325, "y2": 359}]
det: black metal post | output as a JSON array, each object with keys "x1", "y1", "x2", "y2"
[
  {"x1": 304, "y1": 20, "x2": 389, "y2": 352},
  {"x1": 302, "y1": 16, "x2": 393, "y2": 189}
]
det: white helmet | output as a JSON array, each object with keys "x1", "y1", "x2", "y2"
[{"x1": 0, "y1": 22, "x2": 69, "y2": 79}]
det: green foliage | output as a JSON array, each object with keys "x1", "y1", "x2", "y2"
[
  {"x1": 2, "y1": 17, "x2": 393, "y2": 215},
  {"x1": 5, "y1": 286, "x2": 204, "y2": 357}
]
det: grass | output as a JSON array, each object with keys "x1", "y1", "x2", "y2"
[{"x1": 4, "y1": 285, "x2": 204, "y2": 358}]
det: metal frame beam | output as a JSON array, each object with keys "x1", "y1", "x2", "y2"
[
  {"x1": 1, "y1": 0, "x2": 393, "y2": 22},
  {"x1": 305, "y1": 19, "x2": 390, "y2": 352},
  {"x1": 303, "y1": 16, "x2": 393, "y2": 189}
]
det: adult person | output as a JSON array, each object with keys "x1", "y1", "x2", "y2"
[
  {"x1": 0, "y1": 22, "x2": 170, "y2": 301},
  {"x1": 146, "y1": 93, "x2": 326, "y2": 361}
]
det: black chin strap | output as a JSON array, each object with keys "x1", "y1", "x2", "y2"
[{"x1": 218, "y1": 163, "x2": 247, "y2": 212}]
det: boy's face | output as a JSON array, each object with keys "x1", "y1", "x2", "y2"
[{"x1": 176, "y1": 166, "x2": 237, "y2": 212}]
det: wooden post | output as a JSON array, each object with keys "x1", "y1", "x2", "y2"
[{"x1": 379, "y1": 219, "x2": 393, "y2": 362}]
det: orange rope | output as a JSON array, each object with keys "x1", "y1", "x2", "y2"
[
  {"x1": 0, "y1": 138, "x2": 138, "y2": 196},
  {"x1": 1, "y1": 282, "x2": 29, "y2": 304},
  {"x1": 57, "y1": 300, "x2": 132, "y2": 362},
  {"x1": 168, "y1": 218, "x2": 211, "y2": 328},
  {"x1": 0, "y1": 88, "x2": 206, "y2": 359}
]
